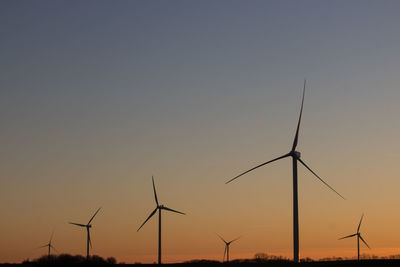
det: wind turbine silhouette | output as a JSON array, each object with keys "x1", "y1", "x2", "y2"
[
  {"x1": 339, "y1": 214, "x2": 370, "y2": 260},
  {"x1": 226, "y1": 80, "x2": 345, "y2": 262},
  {"x1": 217, "y1": 234, "x2": 240, "y2": 262},
  {"x1": 69, "y1": 207, "x2": 101, "y2": 260},
  {"x1": 37, "y1": 231, "x2": 57, "y2": 260},
  {"x1": 137, "y1": 176, "x2": 185, "y2": 264}
]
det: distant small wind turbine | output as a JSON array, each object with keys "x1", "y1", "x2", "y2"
[
  {"x1": 339, "y1": 214, "x2": 370, "y2": 260},
  {"x1": 69, "y1": 207, "x2": 101, "y2": 260},
  {"x1": 217, "y1": 234, "x2": 240, "y2": 262},
  {"x1": 137, "y1": 176, "x2": 185, "y2": 264},
  {"x1": 37, "y1": 231, "x2": 57, "y2": 260},
  {"x1": 226, "y1": 80, "x2": 345, "y2": 263}
]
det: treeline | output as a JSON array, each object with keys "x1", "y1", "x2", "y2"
[
  {"x1": 254, "y1": 252, "x2": 400, "y2": 262},
  {"x1": 22, "y1": 254, "x2": 117, "y2": 265},
  {"x1": 182, "y1": 254, "x2": 292, "y2": 264},
  {"x1": 319, "y1": 254, "x2": 400, "y2": 261},
  {"x1": 184, "y1": 253, "x2": 400, "y2": 264},
  {"x1": 18, "y1": 252, "x2": 400, "y2": 265}
]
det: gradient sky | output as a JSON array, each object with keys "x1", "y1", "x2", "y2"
[{"x1": 1, "y1": 0, "x2": 400, "y2": 263}]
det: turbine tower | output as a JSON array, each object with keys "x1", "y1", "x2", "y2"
[
  {"x1": 226, "y1": 80, "x2": 345, "y2": 263},
  {"x1": 69, "y1": 207, "x2": 101, "y2": 260},
  {"x1": 339, "y1": 214, "x2": 370, "y2": 260},
  {"x1": 37, "y1": 231, "x2": 57, "y2": 260},
  {"x1": 137, "y1": 176, "x2": 185, "y2": 264},
  {"x1": 217, "y1": 234, "x2": 240, "y2": 262}
]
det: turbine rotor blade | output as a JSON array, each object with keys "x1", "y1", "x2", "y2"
[
  {"x1": 88, "y1": 230, "x2": 93, "y2": 248},
  {"x1": 88, "y1": 207, "x2": 101, "y2": 224},
  {"x1": 216, "y1": 233, "x2": 227, "y2": 244},
  {"x1": 359, "y1": 235, "x2": 370, "y2": 249},
  {"x1": 152, "y1": 176, "x2": 159, "y2": 206},
  {"x1": 69, "y1": 222, "x2": 86, "y2": 227},
  {"x1": 50, "y1": 244, "x2": 58, "y2": 252},
  {"x1": 229, "y1": 236, "x2": 241, "y2": 244},
  {"x1": 338, "y1": 233, "x2": 357, "y2": 240},
  {"x1": 88, "y1": 229, "x2": 92, "y2": 249},
  {"x1": 298, "y1": 158, "x2": 345, "y2": 200},
  {"x1": 223, "y1": 246, "x2": 227, "y2": 262},
  {"x1": 137, "y1": 207, "x2": 158, "y2": 231},
  {"x1": 357, "y1": 214, "x2": 364, "y2": 233},
  {"x1": 226, "y1": 153, "x2": 290, "y2": 184},
  {"x1": 49, "y1": 230, "x2": 54, "y2": 243},
  {"x1": 37, "y1": 244, "x2": 48, "y2": 249},
  {"x1": 291, "y1": 79, "x2": 306, "y2": 151},
  {"x1": 161, "y1": 206, "x2": 185, "y2": 215}
]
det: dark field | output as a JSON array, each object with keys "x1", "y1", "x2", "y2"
[
  {"x1": 153, "y1": 261, "x2": 400, "y2": 267},
  {"x1": 2, "y1": 260, "x2": 400, "y2": 267}
]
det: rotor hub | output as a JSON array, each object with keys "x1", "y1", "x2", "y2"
[{"x1": 291, "y1": 151, "x2": 301, "y2": 158}]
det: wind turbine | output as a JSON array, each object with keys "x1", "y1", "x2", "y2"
[
  {"x1": 37, "y1": 231, "x2": 57, "y2": 260},
  {"x1": 69, "y1": 207, "x2": 101, "y2": 260},
  {"x1": 137, "y1": 176, "x2": 185, "y2": 264},
  {"x1": 226, "y1": 80, "x2": 345, "y2": 263},
  {"x1": 339, "y1": 214, "x2": 370, "y2": 260},
  {"x1": 217, "y1": 234, "x2": 240, "y2": 262}
]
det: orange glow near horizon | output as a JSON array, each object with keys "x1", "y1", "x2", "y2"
[
  {"x1": 2, "y1": 145, "x2": 400, "y2": 264},
  {"x1": 114, "y1": 247, "x2": 400, "y2": 264}
]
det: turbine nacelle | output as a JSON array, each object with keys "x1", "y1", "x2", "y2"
[{"x1": 290, "y1": 151, "x2": 301, "y2": 158}]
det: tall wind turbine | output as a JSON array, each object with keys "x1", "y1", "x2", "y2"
[
  {"x1": 339, "y1": 214, "x2": 370, "y2": 260},
  {"x1": 226, "y1": 80, "x2": 345, "y2": 262},
  {"x1": 137, "y1": 176, "x2": 185, "y2": 264},
  {"x1": 37, "y1": 231, "x2": 57, "y2": 260},
  {"x1": 217, "y1": 234, "x2": 240, "y2": 262},
  {"x1": 69, "y1": 207, "x2": 101, "y2": 260}
]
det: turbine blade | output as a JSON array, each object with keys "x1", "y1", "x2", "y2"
[
  {"x1": 137, "y1": 207, "x2": 158, "y2": 231},
  {"x1": 88, "y1": 207, "x2": 101, "y2": 224},
  {"x1": 357, "y1": 214, "x2": 364, "y2": 233},
  {"x1": 49, "y1": 230, "x2": 54, "y2": 243},
  {"x1": 338, "y1": 233, "x2": 357, "y2": 240},
  {"x1": 152, "y1": 176, "x2": 159, "y2": 206},
  {"x1": 69, "y1": 222, "x2": 86, "y2": 227},
  {"x1": 229, "y1": 236, "x2": 241, "y2": 243},
  {"x1": 161, "y1": 206, "x2": 185, "y2": 215},
  {"x1": 50, "y1": 244, "x2": 58, "y2": 252},
  {"x1": 291, "y1": 80, "x2": 306, "y2": 151},
  {"x1": 216, "y1": 233, "x2": 227, "y2": 244},
  {"x1": 226, "y1": 153, "x2": 290, "y2": 184},
  {"x1": 88, "y1": 229, "x2": 92, "y2": 249},
  {"x1": 298, "y1": 158, "x2": 345, "y2": 199},
  {"x1": 359, "y1": 235, "x2": 370, "y2": 249},
  {"x1": 37, "y1": 244, "x2": 48, "y2": 249},
  {"x1": 223, "y1": 246, "x2": 227, "y2": 262}
]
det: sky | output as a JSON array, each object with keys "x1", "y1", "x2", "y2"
[{"x1": 1, "y1": 0, "x2": 400, "y2": 263}]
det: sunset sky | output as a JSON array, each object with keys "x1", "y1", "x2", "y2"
[{"x1": 2, "y1": 0, "x2": 400, "y2": 264}]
